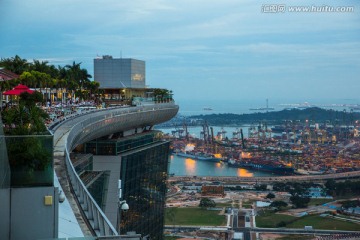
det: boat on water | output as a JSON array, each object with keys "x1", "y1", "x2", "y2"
[
  {"x1": 227, "y1": 158, "x2": 295, "y2": 175},
  {"x1": 271, "y1": 125, "x2": 286, "y2": 133},
  {"x1": 203, "y1": 107, "x2": 213, "y2": 111},
  {"x1": 176, "y1": 151, "x2": 221, "y2": 162}
]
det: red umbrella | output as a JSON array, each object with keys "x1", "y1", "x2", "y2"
[{"x1": 3, "y1": 84, "x2": 34, "y2": 95}]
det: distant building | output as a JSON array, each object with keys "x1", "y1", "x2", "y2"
[
  {"x1": 93, "y1": 55, "x2": 174, "y2": 107},
  {"x1": 94, "y1": 55, "x2": 145, "y2": 89},
  {"x1": 201, "y1": 185, "x2": 225, "y2": 197}
]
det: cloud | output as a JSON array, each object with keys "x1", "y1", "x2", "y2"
[{"x1": 1, "y1": 0, "x2": 359, "y2": 101}]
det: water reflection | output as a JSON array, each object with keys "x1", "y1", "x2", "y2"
[
  {"x1": 184, "y1": 158, "x2": 196, "y2": 175},
  {"x1": 237, "y1": 168, "x2": 253, "y2": 177},
  {"x1": 169, "y1": 154, "x2": 276, "y2": 177},
  {"x1": 215, "y1": 162, "x2": 223, "y2": 168}
]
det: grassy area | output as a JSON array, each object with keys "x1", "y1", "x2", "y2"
[
  {"x1": 164, "y1": 236, "x2": 181, "y2": 240},
  {"x1": 277, "y1": 235, "x2": 314, "y2": 240},
  {"x1": 333, "y1": 195, "x2": 358, "y2": 200},
  {"x1": 256, "y1": 210, "x2": 360, "y2": 230},
  {"x1": 287, "y1": 214, "x2": 360, "y2": 230},
  {"x1": 308, "y1": 198, "x2": 332, "y2": 206},
  {"x1": 242, "y1": 200, "x2": 254, "y2": 208},
  {"x1": 256, "y1": 210, "x2": 296, "y2": 228},
  {"x1": 216, "y1": 202, "x2": 233, "y2": 207},
  {"x1": 165, "y1": 207, "x2": 226, "y2": 226}
]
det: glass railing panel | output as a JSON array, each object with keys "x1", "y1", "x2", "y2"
[
  {"x1": 0, "y1": 115, "x2": 10, "y2": 188},
  {"x1": 5, "y1": 134, "x2": 54, "y2": 187}
]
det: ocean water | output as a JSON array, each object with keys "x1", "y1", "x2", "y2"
[
  {"x1": 175, "y1": 98, "x2": 360, "y2": 116},
  {"x1": 168, "y1": 154, "x2": 275, "y2": 177}
]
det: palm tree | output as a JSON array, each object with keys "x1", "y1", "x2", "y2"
[
  {"x1": 30, "y1": 71, "x2": 43, "y2": 90},
  {"x1": 41, "y1": 73, "x2": 52, "y2": 101},
  {"x1": 57, "y1": 65, "x2": 67, "y2": 79},
  {"x1": 56, "y1": 78, "x2": 68, "y2": 103},
  {"x1": 51, "y1": 78, "x2": 59, "y2": 103},
  {"x1": 31, "y1": 60, "x2": 49, "y2": 73},
  {"x1": 85, "y1": 81, "x2": 100, "y2": 100},
  {"x1": 67, "y1": 80, "x2": 79, "y2": 101},
  {"x1": 19, "y1": 71, "x2": 36, "y2": 88},
  {"x1": 0, "y1": 55, "x2": 29, "y2": 74},
  {"x1": 65, "y1": 61, "x2": 82, "y2": 83}
]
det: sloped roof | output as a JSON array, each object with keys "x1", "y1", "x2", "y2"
[{"x1": 0, "y1": 68, "x2": 19, "y2": 81}]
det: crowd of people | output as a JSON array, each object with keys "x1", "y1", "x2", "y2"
[{"x1": 43, "y1": 99, "x2": 101, "y2": 126}]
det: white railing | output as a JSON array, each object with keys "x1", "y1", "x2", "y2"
[{"x1": 61, "y1": 103, "x2": 178, "y2": 237}]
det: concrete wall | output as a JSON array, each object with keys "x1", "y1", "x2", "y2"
[
  {"x1": 93, "y1": 155, "x2": 122, "y2": 227},
  {"x1": 0, "y1": 189, "x2": 10, "y2": 239},
  {"x1": 10, "y1": 187, "x2": 58, "y2": 240}
]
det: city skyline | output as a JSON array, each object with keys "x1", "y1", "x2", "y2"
[{"x1": 1, "y1": 0, "x2": 359, "y2": 101}]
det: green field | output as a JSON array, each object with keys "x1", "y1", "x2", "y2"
[
  {"x1": 165, "y1": 207, "x2": 226, "y2": 226},
  {"x1": 287, "y1": 214, "x2": 360, "y2": 230},
  {"x1": 308, "y1": 198, "x2": 332, "y2": 206},
  {"x1": 216, "y1": 201, "x2": 233, "y2": 207},
  {"x1": 276, "y1": 235, "x2": 314, "y2": 240},
  {"x1": 256, "y1": 210, "x2": 296, "y2": 228},
  {"x1": 256, "y1": 210, "x2": 360, "y2": 230},
  {"x1": 164, "y1": 236, "x2": 181, "y2": 240}
]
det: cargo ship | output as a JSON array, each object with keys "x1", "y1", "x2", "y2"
[
  {"x1": 227, "y1": 158, "x2": 295, "y2": 175},
  {"x1": 176, "y1": 151, "x2": 221, "y2": 162}
]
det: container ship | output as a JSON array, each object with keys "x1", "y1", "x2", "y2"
[
  {"x1": 176, "y1": 151, "x2": 221, "y2": 162},
  {"x1": 227, "y1": 158, "x2": 295, "y2": 175}
]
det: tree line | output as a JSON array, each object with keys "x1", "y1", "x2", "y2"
[
  {"x1": 0, "y1": 55, "x2": 101, "y2": 101},
  {"x1": 325, "y1": 179, "x2": 360, "y2": 197},
  {"x1": 189, "y1": 107, "x2": 360, "y2": 125}
]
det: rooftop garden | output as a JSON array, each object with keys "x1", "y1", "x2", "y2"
[{"x1": 1, "y1": 91, "x2": 53, "y2": 187}]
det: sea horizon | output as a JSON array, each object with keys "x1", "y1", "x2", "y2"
[{"x1": 174, "y1": 98, "x2": 360, "y2": 116}]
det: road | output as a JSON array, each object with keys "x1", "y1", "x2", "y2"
[
  {"x1": 169, "y1": 170, "x2": 360, "y2": 184},
  {"x1": 165, "y1": 225, "x2": 360, "y2": 239}
]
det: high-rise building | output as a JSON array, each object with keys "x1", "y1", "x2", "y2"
[
  {"x1": 84, "y1": 131, "x2": 169, "y2": 240},
  {"x1": 94, "y1": 55, "x2": 145, "y2": 89}
]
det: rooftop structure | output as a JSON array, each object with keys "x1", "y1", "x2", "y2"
[
  {"x1": 94, "y1": 56, "x2": 145, "y2": 89},
  {"x1": 0, "y1": 68, "x2": 19, "y2": 81}
]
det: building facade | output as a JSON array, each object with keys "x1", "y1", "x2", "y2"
[
  {"x1": 84, "y1": 131, "x2": 169, "y2": 240},
  {"x1": 94, "y1": 55, "x2": 146, "y2": 89}
]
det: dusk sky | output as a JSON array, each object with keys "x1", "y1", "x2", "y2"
[{"x1": 1, "y1": 0, "x2": 359, "y2": 102}]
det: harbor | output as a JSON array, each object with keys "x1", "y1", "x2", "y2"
[{"x1": 160, "y1": 115, "x2": 360, "y2": 178}]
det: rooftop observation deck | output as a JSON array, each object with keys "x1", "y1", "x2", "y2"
[{"x1": 50, "y1": 102, "x2": 179, "y2": 238}]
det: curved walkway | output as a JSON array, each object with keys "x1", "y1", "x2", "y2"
[{"x1": 52, "y1": 103, "x2": 179, "y2": 237}]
